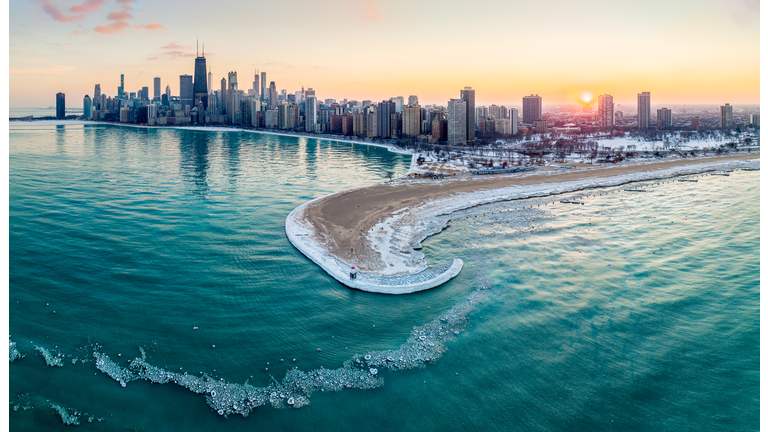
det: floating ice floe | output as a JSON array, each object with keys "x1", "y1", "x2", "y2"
[{"x1": 35, "y1": 346, "x2": 64, "y2": 367}]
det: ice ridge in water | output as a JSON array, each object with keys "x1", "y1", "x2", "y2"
[
  {"x1": 88, "y1": 200, "x2": 538, "y2": 418},
  {"x1": 35, "y1": 346, "x2": 64, "y2": 367},
  {"x1": 10, "y1": 338, "x2": 23, "y2": 362},
  {"x1": 50, "y1": 403, "x2": 80, "y2": 425}
]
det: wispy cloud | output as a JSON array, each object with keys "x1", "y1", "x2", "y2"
[
  {"x1": 41, "y1": 0, "x2": 164, "y2": 35},
  {"x1": 161, "y1": 41, "x2": 190, "y2": 50}
]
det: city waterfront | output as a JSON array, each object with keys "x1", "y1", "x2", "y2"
[{"x1": 9, "y1": 124, "x2": 759, "y2": 431}]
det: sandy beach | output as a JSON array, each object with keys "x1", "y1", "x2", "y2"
[{"x1": 293, "y1": 153, "x2": 758, "y2": 286}]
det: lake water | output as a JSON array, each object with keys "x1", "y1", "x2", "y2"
[{"x1": 9, "y1": 124, "x2": 759, "y2": 431}]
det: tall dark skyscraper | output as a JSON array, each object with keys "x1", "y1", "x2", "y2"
[
  {"x1": 460, "y1": 87, "x2": 475, "y2": 141},
  {"x1": 269, "y1": 81, "x2": 277, "y2": 109},
  {"x1": 193, "y1": 43, "x2": 208, "y2": 109},
  {"x1": 180, "y1": 74, "x2": 194, "y2": 109},
  {"x1": 56, "y1": 92, "x2": 65, "y2": 119},
  {"x1": 377, "y1": 100, "x2": 395, "y2": 138},
  {"x1": 261, "y1": 72, "x2": 267, "y2": 102},
  {"x1": 118, "y1": 74, "x2": 124, "y2": 99},
  {"x1": 522, "y1": 94, "x2": 542, "y2": 124},
  {"x1": 153, "y1": 77, "x2": 161, "y2": 100}
]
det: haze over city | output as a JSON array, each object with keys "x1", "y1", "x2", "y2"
[{"x1": 9, "y1": 0, "x2": 760, "y2": 108}]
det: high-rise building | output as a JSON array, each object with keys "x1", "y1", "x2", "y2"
[
  {"x1": 154, "y1": 77, "x2": 161, "y2": 100},
  {"x1": 180, "y1": 74, "x2": 194, "y2": 109},
  {"x1": 489, "y1": 104, "x2": 500, "y2": 120},
  {"x1": 657, "y1": 108, "x2": 672, "y2": 128},
  {"x1": 447, "y1": 98, "x2": 467, "y2": 145},
  {"x1": 305, "y1": 92, "x2": 317, "y2": 133},
  {"x1": 720, "y1": 103, "x2": 733, "y2": 128},
  {"x1": 220, "y1": 78, "x2": 227, "y2": 115},
  {"x1": 509, "y1": 108, "x2": 519, "y2": 135},
  {"x1": 522, "y1": 94, "x2": 542, "y2": 125},
  {"x1": 377, "y1": 100, "x2": 395, "y2": 138},
  {"x1": 408, "y1": 95, "x2": 418, "y2": 105},
  {"x1": 402, "y1": 104, "x2": 422, "y2": 137},
  {"x1": 93, "y1": 84, "x2": 101, "y2": 109},
  {"x1": 56, "y1": 92, "x2": 66, "y2": 118},
  {"x1": 598, "y1": 94, "x2": 614, "y2": 128},
  {"x1": 208, "y1": 71, "x2": 213, "y2": 98},
  {"x1": 250, "y1": 71, "x2": 260, "y2": 99},
  {"x1": 260, "y1": 72, "x2": 267, "y2": 102},
  {"x1": 269, "y1": 81, "x2": 277, "y2": 109},
  {"x1": 637, "y1": 92, "x2": 651, "y2": 130},
  {"x1": 391, "y1": 96, "x2": 404, "y2": 113},
  {"x1": 193, "y1": 51, "x2": 208, "y2": 109},
  {"x1": 460, "y1": 87, "x2": 475, "y2": 141},
  {"x1": 83, "y1": 95, "x2": 92, "y2": 119},
  {"x1": 750, "y1": 113, "x2": 760, "y2": 127},
  {"x1": 165, "y1": 85, "x2": 171, "y2": 101},
  {"x1": 118, "y1": 74, "x2": 124, "y2": 99}
]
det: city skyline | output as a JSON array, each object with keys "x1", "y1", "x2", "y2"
[{"x1": 9, "y1": 0, "x2": 760, "y2": 107}]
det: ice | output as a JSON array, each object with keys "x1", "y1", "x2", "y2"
[
  {"x1": 35, "y1": 346, "x2": 64, "y2": 367},
  {"x1": 9, "y1": 338, "x2": 23, "y2": 362},
  {"x1": 50, "y1": 404, "x2": 80, "y2": 425}
]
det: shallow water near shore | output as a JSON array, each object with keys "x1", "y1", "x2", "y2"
[{"x1": 10, "y1": 124, "x2": 759, "y2": 431}]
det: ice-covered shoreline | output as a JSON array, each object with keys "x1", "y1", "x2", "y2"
[
  {"x1": 286, "y1": 157, "x2": 758, "y2": 294},
  {"x1": 8, "y1": 120, "x2": 415, "y2": 157}
]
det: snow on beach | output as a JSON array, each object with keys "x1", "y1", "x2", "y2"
[{"x1": 287, "y1": 156, "x2": 758, "y2": 294}]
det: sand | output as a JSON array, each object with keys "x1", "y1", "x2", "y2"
[{"x1": 299, "y1": 153, "x2": 759, "y2": 275}]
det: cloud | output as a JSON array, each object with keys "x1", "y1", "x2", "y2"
[
  {"x1": 161, "y1": 50, "x2": 195, "y2": 58},
  {"x1": 69, "y1": 0, "x2": 108, "y2": 14},
  {"x1": 363, "y1": 11, "x2": 381, "y2": 21},
  {"x1": 41, "y1": 1, "x2": 77, "y2": 22},
  {"x1": 41, "y1": 0, "x2": 163, "y2": 35},
  {"x1": 162, "y1": 41, "x2": 188, "y2": 49}
]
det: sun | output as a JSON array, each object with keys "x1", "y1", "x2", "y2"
[{"x1": 580, "y1": 91, "x2": 594, "y2": 104}]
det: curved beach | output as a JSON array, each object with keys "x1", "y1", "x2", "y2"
[{"x1": 287, "y1": 153, "x2": 758, "y2": 294}]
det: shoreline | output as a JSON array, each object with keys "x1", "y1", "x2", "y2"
[
  {"x1": 8, "y1": 120, "x2": 415, "y2": 158},
  {"x1": 290, "y1": 154, "x2": 759, "y2": 294}
]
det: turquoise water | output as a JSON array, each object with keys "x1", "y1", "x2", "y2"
[{"x1": 9, "y1": 125, "x2": 759, "y2": 431}]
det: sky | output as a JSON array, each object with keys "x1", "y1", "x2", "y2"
[{"x1": 8, "y1": 0, "x2": 761, "y2": 108}]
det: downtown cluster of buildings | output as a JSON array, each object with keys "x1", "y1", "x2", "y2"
[{"x1": 55, "y1": 47, "x2": 758, "y2": 144}]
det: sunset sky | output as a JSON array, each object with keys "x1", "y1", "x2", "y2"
[{"x1": 8, "y1": 0, "x2": 760, "y2": 108}]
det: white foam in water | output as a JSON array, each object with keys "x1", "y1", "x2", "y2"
[
  {"x1": 9, "y1": 338, "x2": 23, "y2": 362},
  {"x1": 85, "y1": 204, "x2": 529, "y2": 419},
  {"x1": 50, "y1": 404, "x2": 81, "y2": 425},
  {"x1": 35, "y1": 346, "x2": 64, "y2": 367}
]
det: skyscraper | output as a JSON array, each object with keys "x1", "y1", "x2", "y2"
[
  {"x1": 391, "y1": 96, "x2": 404, "y2": 113},
  {"x1": 598, "y1": 94, "x2": 614, "y2": 128},
  {"x1": 141, "y1": 86, "x2": 149, "y2": 101},
  {"x1": 180, "y1": 75, "x2": 194, "y2": 109},
  {"x1": 251, "y1": 71, "x2": 260, "y2": 99},
  {"x1": 94, "y1": 84, "x2": 101, "y2": 109},
  {"x1": 154, "y1": 77, "x2": 161, "y2": 100},
  {"x1": 408, "y1": 95, "x2": 418, "y2": 105},
  {"x1": 509, "y1": 108, "x2": 519, "y2": 135},
  {"x1": 657, "y1": 108, "x2": 672, "y2": 128},
  {"x1": 377, "y1": 100, "x2": 395, "y2": 138},
  {"x1": 260, "y1": 72, "x2": 267, "y2": 102},
  {"x1": 165, "y1": 85, "x2": 171, "y2": 102},
  {"x1": 522, "y1": 94, "x2": 542, "y2": 125},
  {"x1": 305, "y1": 91, "x2": 317, "y2": 133},
  {"x1": 720, "y1": 103, "x2": 733, "y2": 128},
  {"x1": 56, "y1": 92, "x2": 65, "y2": 119},
  {"x1": 220, "y1": 78, "x2": 227, "y2": 115},
  {"x1": 208, "y1": 71, "x2": 213, "y2": 98},
  {"x1": 637, "y1": 92, "x2": 651, "y2": 130},
  {"x1": 83, "y1": 95, "x2": 92, "y2": 120},
  {"x1": 750, "y1": 113, "x2": 759, "y2": 127},
  {"x1": 119, "y1": 74, "x2": 124, "y2": 99},
  {"x1": 447, "y1": 99, "x2": 467, "y2": 145},
  {"x1": 193, "y1": 49, "x2": 208, "y2": 109},
  {"x1": 460, "y1": 87, "x2": 475, "y2": 141},
  {"x1": 269, "y1": 81, "x2": 277, "y2": 109},
  {"x1": 402, "y1": 104, "x2": 422, "y2": 137}
]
